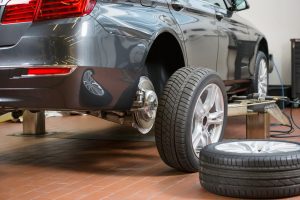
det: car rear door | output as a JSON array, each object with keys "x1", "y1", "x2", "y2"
[
  {"x1": 0, "y1": 0, "x2": 31, "y2": 47},
  {"x1": 167, "y1": 0, "x2": 219, "y2": 70},
  {"x1": 212, "y1": 2, "x2": 254, "y2": 81}
]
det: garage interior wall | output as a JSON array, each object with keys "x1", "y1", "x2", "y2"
[{"x1": 238, "y1": 0, "x2": 300, "y2": 85}]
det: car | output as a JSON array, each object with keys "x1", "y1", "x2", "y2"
[{"x1": 0, "y1": 0, "x2": 271, "y2": 172}]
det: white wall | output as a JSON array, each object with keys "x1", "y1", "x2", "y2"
[{"x1": 238, "y1": 0, "x2": 300, "y2": 85}]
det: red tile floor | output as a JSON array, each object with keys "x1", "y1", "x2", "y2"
[{"x1": 0, "y1": 110, "x2": 300, "y2": 200}]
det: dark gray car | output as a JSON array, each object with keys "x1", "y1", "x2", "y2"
[{"x1": 0, "y1": 0, "x2": 271, "y2": 172}]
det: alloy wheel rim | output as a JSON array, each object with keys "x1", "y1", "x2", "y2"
[
  {"x1": 191, "y1": 83, "x2": 224, "y2": 157},
  {"x1": 215, "y1": 141, "x2": 300, "y2": 154},
  {"x1": 258, "y1": 59, "x2": 268, "y2": 97}
]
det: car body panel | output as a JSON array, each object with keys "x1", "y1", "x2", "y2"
[
  {"x1": 90, "y1": 0, "x2": 187, "y2": 63},
  {"x1": 215, "y1": 7, "x2": 253, "y2": 81},
  {"x1": 0, "y1": 15, "x2": 151, "y2": 110},
  {"x1": 0, "y1": 66, "x2": 141, "y2": 110},
  {"x1": 167, "y1": 0, "x2": 219, "y2": 70},
  {"x1": 0, "y1": 0, "x2": 268, "y2": 111}
]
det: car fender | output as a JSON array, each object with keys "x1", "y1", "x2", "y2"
[{"x1": 89, "y1": 1, "x2": 187, "y2": 65}]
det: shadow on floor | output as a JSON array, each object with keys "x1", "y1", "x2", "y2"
[
  {"x1": 0, "y1": 115, "x2": 249, "y2": 178},
  {"x1": 1, "y1": 125, "x2": 186, "y2": 177}
]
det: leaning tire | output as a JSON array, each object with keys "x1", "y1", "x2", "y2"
[
  {"x1": 155, "y1": 67, "x2": 227, "y2": 172},
  {"x1": 253, "y1": 51, "x2": 269, "y2": 97},
  {"x1": 200, "y1": 140, "x2": 300, "y2": 199}
]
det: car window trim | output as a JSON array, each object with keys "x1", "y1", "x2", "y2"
[{"x1": 198, "y1": 0, "x2": 228, "y2": 11}]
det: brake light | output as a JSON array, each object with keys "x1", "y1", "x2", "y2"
[
  {"x1": 1, "y1": 0, "x2": 39, "y2": 24},
  {"x1": 1, "y1": 0, "x2": 96, "y2": 24},
  {"x1": 35, "y1": 0, "x2": 96, "y2": 21},
  {"x1": 27, "y1": 67, "x2": 72, "y2": 76}
]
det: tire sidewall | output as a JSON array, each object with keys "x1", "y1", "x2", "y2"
[{"x1": 185, "y1": 71, "x2": 228, "y2": 166}]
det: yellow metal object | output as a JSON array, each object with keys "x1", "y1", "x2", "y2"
[{"x1": 0, "y1": 112, "x2": 14, "y2": 123}]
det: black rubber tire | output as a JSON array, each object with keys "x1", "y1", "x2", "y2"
[
  {"x1": 155, "y1": 67, "x2": 228, "y2": 172},
  {"x1": 252, "y1": 51, "x2": 269, "y2": 95},
  {"x1": 199, "y1": 140, "x2": 300, "y2": 199}
]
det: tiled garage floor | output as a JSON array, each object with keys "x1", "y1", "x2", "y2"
[{"x1": 0, "y1": 110, "x2": 300, "y2": 200}]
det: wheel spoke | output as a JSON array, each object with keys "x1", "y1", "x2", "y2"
[
  {"x1": 202, "y1": 130, "x2": 212, "y2": 147},
  {"x1": 207, "y1": 111, "x2": 223, "y2": 125},
  {"x1": 260, "y1": 74, "x2": 266, "y2": 80},
  {"x1": 203, "y1": 85, "x2": 217, "y2": 113},
  {"x1": 195, "y1": 99, "x2": 206, "y2": 118},
  {"x1": 192, "y1": 128, "x2": 203, "y2": 150},
  {"x1": 261, "y1": 81, "x2": 267, "y2": 86},
  {"x1": 205, "y1": 130, "x2": 212, "y2": 145},
  {"x1": 192, "y1": 129, "x2": 211, "y2": 153},
  {"x1": 192, "y1": 122, "x2": 202, "y2": 136},
  {"x1": 259, "y1": 76, "x2": 266, "y2": 81}
]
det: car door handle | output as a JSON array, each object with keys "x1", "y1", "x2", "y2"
[
  {"x1": 216, "y1": 12, "x2": 224, "y2": 21},
  {"x1": 171, "y1": 2, "x2": 184, "y2": 11}
]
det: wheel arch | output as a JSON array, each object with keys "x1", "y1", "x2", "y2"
[
  {"x1": 258, "y1": 37, "x2": 269, "y2": 60},
  {"x1": 144, "y1": 30, "x2": 186, "y2": 95},
  {"x1": 147, "y1": 29, "x2": 187, "y2": 63},
  {"x1": 258, "y1": 37, "x2": 274, "y2": 73},
  {"x1": 250, "y1": 37, "x2": 269, "y2": 75}
]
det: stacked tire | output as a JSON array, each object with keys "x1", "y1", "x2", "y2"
[{"x1": 199, "y1": 140, "x2": 300, "y2": 199}]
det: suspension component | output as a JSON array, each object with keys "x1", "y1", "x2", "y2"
[{"x1": 97, "y1": 76, "x2": 158, "y2": 134}]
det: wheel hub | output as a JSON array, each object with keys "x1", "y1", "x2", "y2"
[
  {"x1": 203, "y1": 116, "x2": 208, "y2": 126},
  {"x1": 133, "y1": 76, "x2": 158, "y2": 134}
]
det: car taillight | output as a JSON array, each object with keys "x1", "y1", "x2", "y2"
[
  {"x1": 1, "y1": 0, "x2": 96, "y2": 24},
  {"x1": 1, "y1": 0, "x2": 39, "y2": 24},
  {"x1": 35, "y1": 0, "x2": 96, "y2": 21},
  {"x1": 27, "y1": 67, "x2": 72, "y2": 76}
]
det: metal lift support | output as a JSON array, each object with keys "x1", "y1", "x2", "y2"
[{"x1": 23, "y1": 111, "x2": 45, "y2": 135}]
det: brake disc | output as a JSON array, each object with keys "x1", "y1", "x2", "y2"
[{"x1": 133, "y1": 76, "x2": 158, "y2": 134}]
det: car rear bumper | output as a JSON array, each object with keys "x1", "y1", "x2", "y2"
[
  {"x1": 0, "y1": 66, "x2": 140, "y2": 111},
  {"x1": 0, "y1": 15, "x2": 150, "y2": 111}
]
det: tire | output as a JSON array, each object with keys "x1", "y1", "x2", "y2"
[
  {"x1": 155, "y1": 67, "x2": 227, "y2": 172},
  {"x1": 253, "y1": 51, "x2": 269, "y2": 97},
  {"x1": 199, "y1": 140, "x2": 300, "y2": 199}
]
